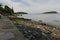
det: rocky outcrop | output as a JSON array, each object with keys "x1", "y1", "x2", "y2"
[
  {"x1": 0, "y1": 15, "x2": 26, "y2": 40},
  {"x1": 15, "y1": 24, "x2": 60, "y2": 40}
]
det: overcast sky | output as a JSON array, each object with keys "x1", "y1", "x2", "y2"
[{"x1": 0, "y1": 0, "x2": 60, "y2": 13}]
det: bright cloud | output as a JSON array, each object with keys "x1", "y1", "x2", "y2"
[{"x1": 0, "y1": 0, "x2": 60, "y2": 13}]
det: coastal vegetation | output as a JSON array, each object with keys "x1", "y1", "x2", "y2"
[
  {"x1": 0, "y1": 4, "x2": 14, "y2": 16},
  {"x1": 0, "y1": 4, "x2": 28, "y2": 16}
]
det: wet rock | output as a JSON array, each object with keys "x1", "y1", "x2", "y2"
[{"x1": 15, "y1": 24, "x2": 60, "y2": 40}]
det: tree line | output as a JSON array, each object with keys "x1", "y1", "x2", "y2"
[
  {"x1": 0, "y1": 4, "x2": 28, "y2": 16},
  {"x1": 0, "y1": 4, "x2": 14, "y2": 15}
]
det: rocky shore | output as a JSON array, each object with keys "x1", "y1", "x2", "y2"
[
  {"x1": 9, "y1": 17, "x2": 60, "y2": 40},
  {"x1": 15, "y1": 24, "x2": 60, "y2": 40}
]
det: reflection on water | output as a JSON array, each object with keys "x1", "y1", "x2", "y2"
[{"x1": 18, "y1": 14, "x2": 60, "y2": 27}]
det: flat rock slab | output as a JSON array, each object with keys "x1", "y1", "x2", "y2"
[
  {"x1": 0, "y1": 32, "x2": 16, "y2": 40},
  {"x1": 0, "y1": 16, "x2": 14, "y2": 29},
  {"x1": 0, "y1": 15, "x2": 26, "y2": 40}
]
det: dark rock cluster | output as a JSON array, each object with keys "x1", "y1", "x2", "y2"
[{"x1": 15, "y1": 24, "x2": 60, "y2": 40}]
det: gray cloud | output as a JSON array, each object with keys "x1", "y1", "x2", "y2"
[{"x1": 0, "y1": 0, "x2": 60, "y2": 13}]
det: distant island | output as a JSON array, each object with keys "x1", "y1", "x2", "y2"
[
  {"x1": 43, "y1": 11, "x2": 57, "y2": 14},
  {"x1": 15, "y1": 12, "x2": 28, "y2": 14},
  {"x1": 14, "y1": 12, "x2": 28, "y2": 16}
]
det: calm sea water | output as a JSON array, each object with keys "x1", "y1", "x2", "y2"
[{"x1": 18, "y1": 14, "x2": 60, "y2": 27}]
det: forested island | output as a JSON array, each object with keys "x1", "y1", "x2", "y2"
[
  {"x1": 43, "y1": 11, "x2": 57, "y2": 14},
  {"x1": 15, "y1": 12, "x2": 28, "y2": 14}
]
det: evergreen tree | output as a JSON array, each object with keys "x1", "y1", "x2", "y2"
[
  {"x1": 0, "y1": 4, "x2": 3, "y2": 13},
  {"x1": 4, "y1": 5, "x2": 14, "y2": 15},
  {"x1": 0, "y1": 4, "x2": 14, "y2": 15}
]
